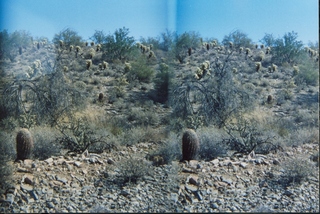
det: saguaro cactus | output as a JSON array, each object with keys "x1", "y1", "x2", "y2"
[
  {"x1": 16, "y1": 128, "x2": 34, "y2": 160},
  {"x1": 182, "y1": 129, "x2": 200, "y2": 161}
]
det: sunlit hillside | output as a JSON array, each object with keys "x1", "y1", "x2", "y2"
[{"x1": 0, "y1": 28, "x2": 319, "y2": 213}]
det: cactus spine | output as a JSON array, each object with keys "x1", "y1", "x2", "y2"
[
  {"x1": 182, "y1": 129, "x2": 200, "y2": 161},
  {"x1": 16, "y1": 128, "x2": 34, "y2": 160}
]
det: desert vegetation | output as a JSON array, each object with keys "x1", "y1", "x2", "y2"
[{"x1": 0, "y1": 28, "x2": 318, "y2": 212}]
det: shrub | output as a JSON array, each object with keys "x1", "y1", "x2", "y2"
[
  {"x1": 224, "y1": 117, "x2": 278, "y2": 155},
  {"x1": 116, "y1": 155, "x2": 152, "y2": 185},
  {"x1": 128, "y1": 56, "x2": 155, "y2": 83},
  {"x1": 52, "y1": 28, "x2": 83, "y2": 47},
  {"x1": 152, "y1": 63, "x2": 174, "y2": 104},
  {"x1": 222, "y1": 30, "x2": 252, "y2": 49},
  {"x1": 56, "y1": 115, "x2": 112, "y2": 154},
  {"x1": 102, "y1": 27, "x2": 135, "y2": 61},
  {"x1": 16, "y1": 128, "x2": 34, "y2": 160},
  {"x1": 197, "y1": 127, "x2": 228, "y2": 161},
  {"x1": 171, "y1": 31, "x2": 201, "y2": 63},
  {"x1": 0, "y1": 131, "x2": 15, "y2": 189},
  {"x1": 278, "y1": 156, "x2": 316, "y2": 187},
  {"x1": 32, "y1": 126, "x2": 62, "y2": 160},
  {"x1": 148, "y1": 133, "x2": 181, "y2": 165}
]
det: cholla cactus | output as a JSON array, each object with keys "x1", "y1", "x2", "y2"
[
  {"x1": 229, "y1": 41, "x2": 233, "y2": 49},
  {"x1": 194, "y1": 67, "x2": 203, "y2": 80},
  {"x1": 86, "y1": 60, "x2": 92, "y2": 70},
  {"x1": 182, "y1": 129, "x2": 200, "y2": 161},
  {"x1": 148, "y1": 51, "x2": 155, "y2": 59},
  {"x1": 96, "y1": 44, "x2": 101, "y2": 52},
  {"x1": 69, "y1": 45, "x2": 74, "y2": 52},
  {"x1": 272, "y1": 64, "x2": 278, "y2": 72},
  {"x1": 293, "y1": 65, "x2": 299, "y2": 76},
  {"x1": 16, "y1": 128, "x2": 34, "y2": 160},
  {"x1": 245, "y1": 48, "x2": 251, "y2": 55},
  {"x1": 124, "y1": 62, "x2": 131, "y2": 72},
  {"x1": 32, "y1": 60, "x2": 41, "y2": 69},
  {"x1": 91, "y1": 41, "x2": 95, "y2": 46},
  {"x1": 59, "y1": 40, "x2": 64, "y2": 48},
  {"x1": 232, "y1": 68, "x2": 238, "y2": 73},
  {"x1": 212, "y1": 40, "x2": 217, "y2": 47},
  {"x1": 149, "y1": 44, "x2": 153, "y2": 50},
  {"x1": 256, "y1": 51, "x2": 265, "y2": 62},
  {"x1": 260, "y1": 44, "x2": 265, "y2": 49},
  {"x1": 245, "y1": 48, "x2": 251, "y2": 60},
  {"x1": 239, "y1": 47, "x2": 243, "y2": 54},
  {"x1": 266, "y1": 47, "x2": 271, "y2": 54},
  {"x1": 63, "y1": 66, "x2": 68, "y2": 72},
  {"x1": 102, "y1": 61, "x2": 108, "y2": 70},
  {"x1": 255, "y1": 62, "x2": 261, "y2": 72}
]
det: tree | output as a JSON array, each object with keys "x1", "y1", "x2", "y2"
[
  {"x1": 102, "y1": 27, "x2": 135, "y2": 61},
  {"x1": 260, "y1": 33, "x2": 275, "y2": 47},
  {"x1": 222, "y1": 30, "x2": 252, "y2": 49},
  {"x1": 52, "y1": 28, "x2": 83, "y2": 47},
  {"x1": 262, "y1": 31, "x2": 304, "y2": 65},
  {"x1": 170, "y1": 51, "x2": 254, "y2": 129},
  {"x1": 159, "y1": 29, "x2": 175, "y2": 51},
  {"x1": 90, "y1": 30, "x2": 106, "y2": 45},
  {"x1": 172, "y1": 31, "x2": 201, "y2": 63},
  {"x1": 0, "y1": 30, "x2": 32, "y2": 61}
]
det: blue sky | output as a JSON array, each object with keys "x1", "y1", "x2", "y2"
[{"x1": 0, "y1": 0, "x2": 318, "y2": 45}]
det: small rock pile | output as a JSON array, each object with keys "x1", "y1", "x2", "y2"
[{"x1": 0, "y1": 143, "x2": 319, "y2": 213}]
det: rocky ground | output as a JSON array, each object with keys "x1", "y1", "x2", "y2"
[{"x1": 0, "y1": 141, "x2": 319, "y2": 213}]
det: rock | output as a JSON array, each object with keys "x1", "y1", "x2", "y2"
[
  {"x1": 23, "y1": 159, "x2": 33, "y2": 167},
  {"x1": 182, "y1": 167, "x2": 197, "y2": 173},
  {"x1": 23, "y1": 175, "x2": 34, "y2": 185},
  {"x1": 74, "y1": 161, "x2": 82, "y2": 168},
  {"x1": 170, "y1": 193, "x2": 179, "y2": 203},
  {"x1": 55, "y1": 175, "x2": 68, "y2": 184},
  {"x1": 20, "y1": 183, "x2": 33, "y2": 192},
  {"x1": 44, "y1": 158, "x2": 53, "y2": 164},
  {"x1": 188, "y1": 175, "x2": 198, "y2": 186},
  {"x1": 210, "y1": 159, "x2": 219, "y2": 165},
  {"x1": 17, "y1": 167, "x2": 32, "y2": 173},
  {"x1": 240, "y1": 162, "x2": 248, "y2": 168},
  {"x1": 107, "y1": 158, "x2": 115, "y2": 164},
  {"x1": 46, "y1": 201, "x2": 55, "y2": 209},
  {"x1": 185, "y1": 184, "x2": 198, "y2": 193}
]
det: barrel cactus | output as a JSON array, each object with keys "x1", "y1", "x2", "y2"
[
  {"x1": 182, "y1": 129, "x2": 200, "y2": 161},
  {"x1": 16, "y1": 128, "x2": 34, "y2": 160}
]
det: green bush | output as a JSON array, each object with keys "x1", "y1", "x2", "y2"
[
  {"x1": 152, "y1": 63, "x2": 174, "y2": 104},
  {"x1": 278, "y1": 156, "x2": 316, "y2": 187},
  {"x1": 116, "y1": 156, "x2": 152, "y2": 185},
  {"x1": 102, "y1": 27, "x2": 135, "y2": 61},
  {"x1": 0, "y1": 131, "x2": 15, "y2": 190},
  {"x1": 32, "y1": 126, "x2": 62, "y2": 160},
  {"x1": 52, "y1": 28, "x2": 83, "y2": 47},
  {"x1": 128, "y1": 56, "x2": 155, "y2": 83},
  {"x1": 222, "y1": 30, "x2": 252, "y2": 49},
  {"x1": 198, "y1": 127, "x2": 228, "y2": 161}
]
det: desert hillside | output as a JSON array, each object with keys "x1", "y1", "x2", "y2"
[{"x1": 0, "y1": 29, "x2": 319, "y2": 212}]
